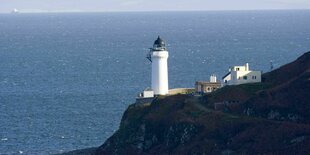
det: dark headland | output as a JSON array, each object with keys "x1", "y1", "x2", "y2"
[{"x1": 60, "y1": 51, "x2": 310, "y2": 155}]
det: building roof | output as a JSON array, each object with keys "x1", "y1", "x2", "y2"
[
  {"x1": 154, "y1": 36, "x2": 165, "y2": 47},
  {"x1": 152, "y1": 36, "x2": 167, "y2": 51},
  {"x1": 222, "y1": 72, "x2": 231, "y2": 79},
  {"x1": 195, "y1": 81, "x2": 221, "y2": 86},
  {"x1": 144, "y1": 87, "x2": 153, "y2": 91}
]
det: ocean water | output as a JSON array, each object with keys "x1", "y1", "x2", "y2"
[{"x1": 0, "y1": 10, "x2": 309, "y2": 154}]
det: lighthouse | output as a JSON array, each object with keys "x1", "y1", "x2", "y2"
[{"x1": 147, "y1": 36, "x2": 169, "y2": 95}]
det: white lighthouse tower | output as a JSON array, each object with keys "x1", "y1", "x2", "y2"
[{"x1": 147, "y1": 36, "x2": 169, "y2": 95}]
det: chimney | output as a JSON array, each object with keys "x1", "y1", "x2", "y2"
[
  {"x1": 210, "y1": 74, "x2": 217, "y2": 83},
  {"x1": 245, "y1": 63, "x2": 249, "y2": 71}
]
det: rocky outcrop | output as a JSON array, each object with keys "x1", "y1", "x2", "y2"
[
  {"x1": 95, "y1": 52, "x2": 310, "y2": 155},
  {"x1": 240, "y1": 52, "x2": 310, "y2": 123},
  {"x1": 96, "y1": 95, "x2": 310, "y2": 154}
]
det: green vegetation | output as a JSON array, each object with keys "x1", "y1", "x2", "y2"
[
  {"x1": 96, "y1": 52, "x2": 310, "y2": 155},
  {"x1": 214, "y1": 82, "x2": 271, "y2": 97},
  {"x1": 204, "y1": 82, "x2": 272, "y2": 108}
]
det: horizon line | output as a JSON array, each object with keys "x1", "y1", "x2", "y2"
[{"x1": 1, "y1": 8, "x2": 310, "y2": 14}]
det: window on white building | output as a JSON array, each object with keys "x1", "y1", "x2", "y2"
[{"x1": 243, "y1": 76, "x2": 248, "y2": 80}]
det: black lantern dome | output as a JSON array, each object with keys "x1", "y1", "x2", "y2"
[{"x1": 153, "y1": 36, "x2": 166, "y2": 51}]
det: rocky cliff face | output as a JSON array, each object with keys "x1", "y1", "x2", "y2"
[
  {"x1": 240, "y1": 52, "x2": 310, "y2": 123},
  {"x1": 95, "y1": 52, "x2": 310, "y2": 155}
]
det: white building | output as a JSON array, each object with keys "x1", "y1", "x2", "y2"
[
  {"x1": 222, "y1": 63, "x2": 261, "y2": 85},
  {"x1": 136, "y1": 88, "x2": 154, "y2": 104},
  {"x1": 146, "y1": 36, "x2": 169, "y2": 95},
  {"x1": 137, "y1": 88, "x2": 154, "y2": 98},
  {"x1": 11, "y1": 8, "x2": 19, "y2": 14}
]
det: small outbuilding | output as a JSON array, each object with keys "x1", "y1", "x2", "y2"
[
  {"x1": 136, "y1": 88, "x2": 155, "y2": 105},
  {"x1": 195, "y1": 74, "x2": 221, "y2": 94},
  {"x1": 138, "y1": 88, "x2": 154, "y2": 98}
]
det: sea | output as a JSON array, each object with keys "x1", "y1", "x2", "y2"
[{"x1": 0, "y1": 10, "x2": 309, "y2": 155}]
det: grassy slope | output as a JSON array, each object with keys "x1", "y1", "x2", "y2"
[
  {"x1": 96, "y1": 52, "x2": 310, "y2": 155},
  {"x1": 96, "y1": 94, "x2": 310, "y2": 155}
]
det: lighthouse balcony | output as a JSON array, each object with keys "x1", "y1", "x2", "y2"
[
  {"x1": 152, "y1": 47, "x2": 166, "y2": 51},
  {"x1": 151, "y1": 51, "x2": 169, "y2": 58}
]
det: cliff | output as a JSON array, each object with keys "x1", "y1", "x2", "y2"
[
  {"x1": 241, "y1": 52, "x2": 310, "y2": 123},
  {"x1": 95, "y1": 52, "x2": 310, "y2": 155}
]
